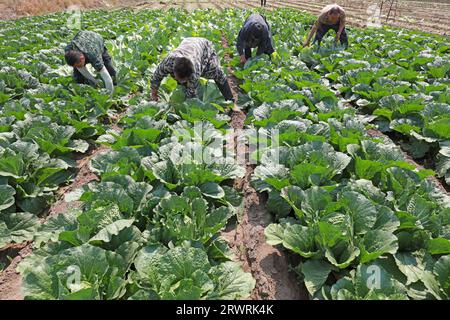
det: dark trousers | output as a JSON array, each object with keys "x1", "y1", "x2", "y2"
[
  {"x1": 261, "y1": 0, "x2": 266, "y2": 6},
  {"x1": 73, "y1": 48, "x2": 117, "y2": 85},
  {"x1": 244, "y1": 47, "x2": 252, "y2": 60},
  {"x1": 314, "y1": 23, "x2": 348, "y2": 48},
  {"x1": 215, "y1": 79, "x2": 234, "y2": 103}
]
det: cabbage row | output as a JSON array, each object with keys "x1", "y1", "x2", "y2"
[
  {"x1": 297, "y1": 16, "x2": 450, "y2": 185},
  {"x1": 230, "y1": 9, "x2": 449, "y2": 300}
]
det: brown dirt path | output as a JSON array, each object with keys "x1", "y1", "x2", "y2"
[{"x1": 220, "y1": 34, "x2": 307, "y2": 300}]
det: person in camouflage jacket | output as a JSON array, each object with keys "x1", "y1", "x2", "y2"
[
  {"x1": 150, "y1": 37, "x2": 236, "y2": 107},
  {"x1": 65, "y1": 30, "x2": 116, "y2": 95}
]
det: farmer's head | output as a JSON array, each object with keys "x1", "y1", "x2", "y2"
[
  {"x1": 65, "y1": 50, "x2": 85, "y2": 68},
  {"x1": 249, "y1": 23, "x2": 264, "y2": 43},
  {"x1": 328, "y1": 6, "x2": 341, "y2": 20},
  {"x1": 173, "y1": 57, "x2": 194, "y2": 84}
]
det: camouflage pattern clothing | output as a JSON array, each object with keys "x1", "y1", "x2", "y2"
[
  {"x1": 236, "y1": 13, "x2": 274, "y2": 59},
  {"x1": 65, "y1": 30, "x2": 106, "y2": 72},
  {"x1": 151, "y1": 37, "x2": 234, "y2": 101},
  {"x1": 65, "y1": 30, "x2": 116, "y2": 86}
]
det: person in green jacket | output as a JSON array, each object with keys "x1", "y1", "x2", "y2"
[{"x1": 64, "y1": 30, "x2": 116, "y2": 95}]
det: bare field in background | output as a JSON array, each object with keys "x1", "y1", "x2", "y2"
[{"x1": 0, "y1": 0, "x2": 105, "y2": 19}]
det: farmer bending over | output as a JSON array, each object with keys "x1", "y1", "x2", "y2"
[
  {"x1": 151, "y1": 37, "x2": 237, "y2": 109},
  {"x1": 65, "y1": 30, "x2": 116, "y2": 95},
  {"x1": 236, "y1": 13, "x2": 275, "y2": 64},
  {"x1": 304, "y1": 4, "x2": 348, "y2": 49}
]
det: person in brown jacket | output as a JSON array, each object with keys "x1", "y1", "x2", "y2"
[{"x1": 304, "y1": 4, "x2": 348, "y2": 49}]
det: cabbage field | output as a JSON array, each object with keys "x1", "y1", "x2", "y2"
[{"x1": 0, "y1": 7, "x2": 449, "y2": 300}]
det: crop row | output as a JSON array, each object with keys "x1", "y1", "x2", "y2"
[{"x1": 228, "y1": 9, "x2": 449, "y2": 299}]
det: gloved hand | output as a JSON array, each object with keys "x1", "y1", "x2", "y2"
[{"x1": 88, "y1": 79, "x2": 101, "y2": 88}]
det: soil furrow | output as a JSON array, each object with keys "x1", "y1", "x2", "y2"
[{"x1": 220, "y1": 33, "x2": 307, "y2": 300}]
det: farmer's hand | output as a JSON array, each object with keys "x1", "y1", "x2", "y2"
[
  {"x1": 303, "y1": 40, "x2": 311, "y2": 47},
  {"x1": 240, "y1": 55, "x2": 247, "y2": 64},
  {"x1": 89, "y1": 79, "x2": 101, "y2": 88},
  {"x1": 336, "y1": 32, "x2": 341, "y2": 42},
  {"x1": 151, "y1": 88, "x2": 159, "y2": 102}
]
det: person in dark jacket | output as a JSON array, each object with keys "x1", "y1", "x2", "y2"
[
  {"x1": 64, "y1": 30, "x2": 116, "y2": 95},
  {"x1": 236, "y1": 13, "x2": 275, "y2": 65}
]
